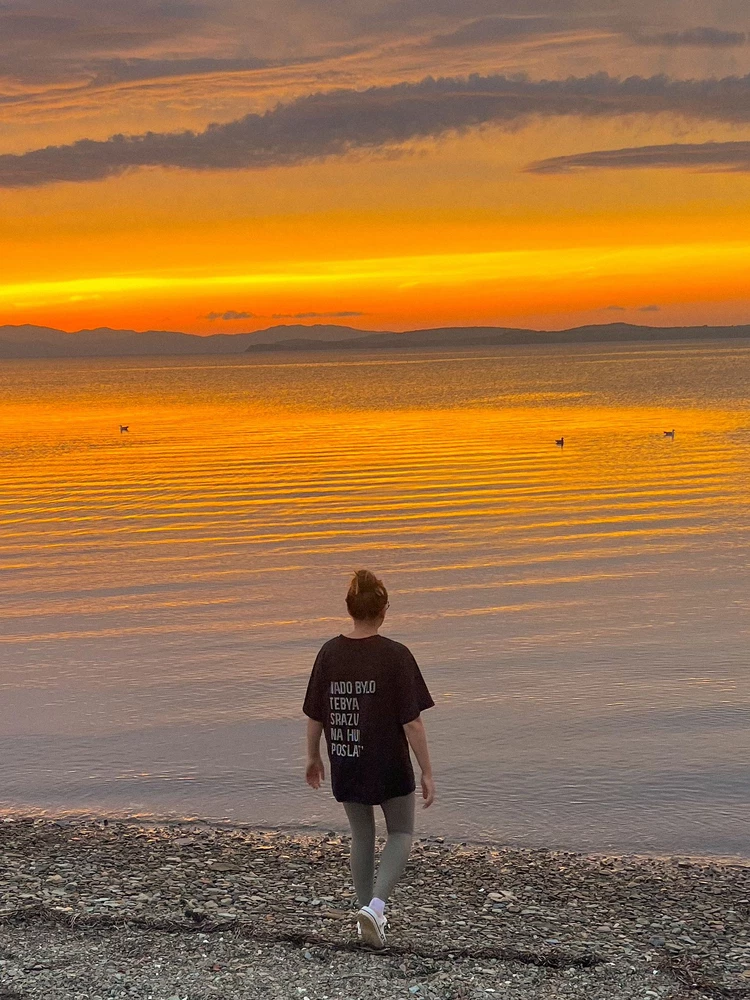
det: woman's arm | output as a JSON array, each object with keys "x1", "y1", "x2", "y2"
[
  {"x1": 305, "y1": 718, "x2": 325, "y2": 789},
  {"x1": 403, "y1": 715, "x2": 435, "y2": 808}
]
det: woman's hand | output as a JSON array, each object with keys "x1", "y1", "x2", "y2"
[
  {"x1": 403, "y1": 717, "x2": 435, "y2": 808},
  {"x1": 420, "y1": 771, "x2": 435, "y2": 808},
  {"x1": 306, "y1": 756, "x2": 325, "y2": 789},
  {"x1": 305, "y1": 720, "x2": 324, "y2": 789}
]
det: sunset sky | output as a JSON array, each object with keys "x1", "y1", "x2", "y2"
[{"x1": 2, "y1": 0, "x2": 750, "y2": 334}]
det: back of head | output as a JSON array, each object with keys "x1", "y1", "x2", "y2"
[{"x1": 346, "y1": 569, "x2": 388, "y2": 621}]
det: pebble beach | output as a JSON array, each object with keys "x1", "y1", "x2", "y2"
[{"x1": 1, "y1": 819, "x2": 749, "y2": 999}]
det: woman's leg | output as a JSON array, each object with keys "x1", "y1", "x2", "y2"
[
  {"x1": 372, "y1": 792, "x2": 415, "y2": 905},
  {"x1": 342, "y1": 801, "x2": 376, "y2": 908}
]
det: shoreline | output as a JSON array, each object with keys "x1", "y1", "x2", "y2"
[
  {"x1": 4, "y1": 808, "x2": 750, "y2": 868},
  {"x1": 1, "y1": 817, "x2": 748, "y2": 999}
]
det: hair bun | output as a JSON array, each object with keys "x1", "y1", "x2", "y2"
[
  {"x1": 352, "y1": 569, "x2": 379, "y2": 594},
  {"x1": 346, "y1": 569, "x2": 388, "y2": 620}
]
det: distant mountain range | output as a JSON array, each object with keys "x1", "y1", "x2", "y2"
[
  {"x1": 1, "y1": 321, "x2": 749, "y2": 359},
  {"x1": 0, "y1": 323, "x2": 374, "y2": 358},
  {"x1": 243, "y1": 322, "x2": 750, "y2": 353}
]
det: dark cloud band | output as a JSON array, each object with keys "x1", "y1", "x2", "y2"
[
  {"x1": 271, "y1": 311, "x2": 364, "y2": 319},
  {"x1": 527, "y1": 140, "x2": 750, "y2": 173},
  {"x1": 429, "y1": 15, "x2": 572, "y2": 47},
  {"x1": 206, "y1": 310, "x2": 258, "y2": 320},
  {"x1": 89, "y1": 56, "x2": 272, "y2": 86},
  {"x1": 632, "y1": 26, "x2": 746, "y2": 47},
  {"x1": 5, "y1": 71, "x2": 750, "y2": 188}
]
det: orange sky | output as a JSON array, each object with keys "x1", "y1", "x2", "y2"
[{"x1": 2, "y1": 1, "x2": 750, "y2": 334}]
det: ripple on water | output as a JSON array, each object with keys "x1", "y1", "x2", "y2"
[{"x1": 0, "y1": 342, "x2": 748, "y2": 855}]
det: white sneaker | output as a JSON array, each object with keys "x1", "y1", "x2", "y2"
[{"x1": 356, "y1": 905, "x2": 387, "y2": 948}]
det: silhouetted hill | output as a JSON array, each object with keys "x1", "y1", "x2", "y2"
[
  {"x1": 243, "y1": 322, "x2": 750, "y2": 352},
  {"x1": 1, "y1": 321, "x2": 749, "y2": 359},
  {"x1": 0, "y1": 323, "x2": 375, "y2": 358}
]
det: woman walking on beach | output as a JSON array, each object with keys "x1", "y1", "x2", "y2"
[{"x1": 303, "y1": 570, "x2": 435, "y2": 948}]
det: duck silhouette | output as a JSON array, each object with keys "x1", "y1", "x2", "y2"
[
  {"x1": 663, "y1": 429, "x2": 675, "y2": 439},
  {"x1": 555, "y1": 437, "x2": 564, "y2": 447},
  {"x1": 120, "y1": 425, "x2": 129, "y2": 433}
]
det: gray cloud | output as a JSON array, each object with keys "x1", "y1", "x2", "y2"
[
  {"x1": 0, "y1": 1, "x2": 215, "y2": 84},
  {"x1": 3, "y1": 1, "x2": 750, "y2": 93},
  {"x1": 605, "y1": 305, "x2": 626, "y2": 311},
  {"x1": 350, "y1": 0, "x2": 525, "y2": 34},
  {"x1": 430, "y1": 16, "x2": 573, "y2": 47},
  {"x1": 633, "y1": 26, "x2": 747, "y2": 47},
  {"x1": 345, "y1": 0, "x2": 630, "y2": 37},
  {"x1": 639, "y1": 304, "x2": 660, "y2": 312},
  {"x1": 270, "y1": 311, "x2": 364, "y2": 318},
  {"x1": 1, "y1": 0, "x2": 379, "y2": 89},
  {"x1": 7, "y1": 71, "x2": 750, "y2": 188},
  {"x1": 154, "y1": 1, "x2": 207, "y2": 17},
  {"x1": 206, "y1": 309, "x2": 258, "y2": 320},
  {"x1": 527, "y1": 139, "x2": 750, "y2": 174},
  {"x1": 0, "y1": 8, "x2": 198, "y2": 50},
  {"x1": 206, "y1": 308, "x2": 363, "y2": 320},
  {"x1": 0, "y1": 13, "x2": 79, "y2": 40},
  {"x1": 89, "y1": 55, "x2": 271, "y2": 86}
]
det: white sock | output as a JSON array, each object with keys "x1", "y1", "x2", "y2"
[{"x1": 369, "y1": 897, "x2": 386, "y2": 920}]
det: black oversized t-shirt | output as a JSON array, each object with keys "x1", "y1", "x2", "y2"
[{"x1": 303, "y1": 634, "x2": 434, "y2": 805}]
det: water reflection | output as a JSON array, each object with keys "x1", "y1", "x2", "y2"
[{"x1": 0, "y1": 342, "x2": 748, "y2": 854}]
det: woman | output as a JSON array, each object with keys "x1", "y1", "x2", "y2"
[{"x1": 303, "y1": 569, "x2": 435, "y2": 948}]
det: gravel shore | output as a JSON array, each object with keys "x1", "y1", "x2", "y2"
[{"x1": 1, "y1": 818, "x2": 748, "y2": 999}]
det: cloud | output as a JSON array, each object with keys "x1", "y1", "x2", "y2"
[
  {"x1": 205, "y1": 309, "x2": 364, "y2": 320},
  {"x1": 0, "y1": 0, "x2": 365, "y2": 89},
  {"x1": 7, "y1": 71, "x2": 750, "y2": 188},
  {"x1": 206, "y1": 309, "x2": 258, "y2": 320},
  {"x1": 429, "y1": 16, "x2": 572, "y2": 47},
  {"x1": 0, "y1": 13, "x2": 80, "y2": 42},
  {"x1": 88, "y1": 56, "x2": 272, "y2": 86},
  {"x1": 271, "y1": 311, "x2": 364, "y2": 318},
  {"x1": 603, "y1": 303, "x2": 661, "y2": 312},
  {"x1": 527, "y1": 139, "x2": 750, "y2": 174},
  {"x1": 0, "y1": 7, "x2": 200, "y2": 51},
  {"x1": 632, "y1": 26, "x2": 747, "y2": 47},
  {"x1": 0, "y1": 1, "x2": 216, "y2": 84},
  {"x1": 2, "y1": 2, "x2": 748, "y2": 101},
  {"x1": 154, "y1": 0, "x2": 206, "y2": 17}
]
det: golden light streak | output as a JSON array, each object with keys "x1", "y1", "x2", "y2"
[{"x1": 3, "y1": 240, "x2": 750, "y2": 312}]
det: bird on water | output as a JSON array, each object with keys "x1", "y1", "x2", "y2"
[
  {"x1": 663, "y1": 429, "x2": 675, "y2": 439},
  {"x1": 555, "y1": 437, "x2": 564, "y2": 447},
  {"x1": 120, "y1": 425, "x2": 129, "y2": 433}
]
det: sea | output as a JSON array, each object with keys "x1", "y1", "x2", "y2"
[{"x1": 0, "y1": 341, "x2": 748, "y2": 856}]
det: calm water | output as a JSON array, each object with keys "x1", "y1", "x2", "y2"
[{"x1": 0, "y1": 342, "x2": 748, "y2": 856}]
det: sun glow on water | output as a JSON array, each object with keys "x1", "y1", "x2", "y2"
[{"x1": 0, "y1": 343, "x2": 749, "y2": 852}]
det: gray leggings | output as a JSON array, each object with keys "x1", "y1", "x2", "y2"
[{"x1": 343, "y1": 792, "x2": 415, "y2": 908}]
